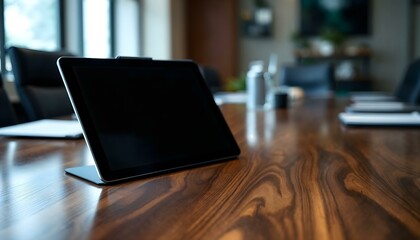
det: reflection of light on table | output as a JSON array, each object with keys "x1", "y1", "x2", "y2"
[
  {"x1": 83, "y1": 147, "x2": 96, "y2": 165},
  {"x1": 1, "y1": 144, "x2": 86, "y2": 238},
  {"x1": 5, "y1": 141, "x2": 18, "y2": 166},
  {"x1": 246, "y1": 111, "x2": 258, "y2": 146},
  {"x1": 246, "y1": 109, "x2": 277, "y2": 147},
  {"x1": 264, "y1": 110, "x2": 276, "y2": 142}
]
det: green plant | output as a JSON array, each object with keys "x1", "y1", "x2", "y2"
[
  {"x1": 225, "y1": 74, "x2": 246, "y2": 92},
  {"x1": 291, "y1": 31, "x2": 310, "y2": 49},
  {"x1": 320, "y1": 28, "x2": 346, "y2": 46}
]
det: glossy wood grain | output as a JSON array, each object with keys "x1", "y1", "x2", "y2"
[{"x1": 1, "y1": 98, "x2": 419, "y2": 240}]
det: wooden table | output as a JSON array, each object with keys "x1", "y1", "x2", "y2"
[{"x1": 1, "y1": 98, "x2": 419, "y2": 240}]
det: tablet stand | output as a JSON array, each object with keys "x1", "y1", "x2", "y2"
[{"x1": 65, "y1": 166, "x2": 107, "y2": 185}]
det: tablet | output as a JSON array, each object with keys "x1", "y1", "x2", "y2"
[{"x1": 57, "y1": 57, "x2": 240, "y2": 184}]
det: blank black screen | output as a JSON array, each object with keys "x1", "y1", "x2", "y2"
[{"x1": 72, "y1": 62, "x2": 233, "y2": 171}]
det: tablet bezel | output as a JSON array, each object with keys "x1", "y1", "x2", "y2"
[{"x1": 57, "y1": 57, "x2": 240, "y2": 183}]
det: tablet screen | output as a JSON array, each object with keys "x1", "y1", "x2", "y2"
[{"x1": 58, "y1": 58, "x2": 240, "y2": 182}]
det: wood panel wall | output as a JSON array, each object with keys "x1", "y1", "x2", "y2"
[{"x1": 185, "y1": 0, "x2": 237, "y2": 87}]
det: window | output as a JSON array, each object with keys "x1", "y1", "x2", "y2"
[
  {"x1": 0, "y1": 0, "x2": 142, "y2": 73},
  {"x1": 82, "y1": 0, "x2": 141, "y2": 58},
  {"x1": 4, "y1": 0, "x2": 61, "y2": 50},
  {"x1": 114, "y1": 0, "x2": 141, "y2": 56},
  {"x1": 1, "y1": 0, "x2": 62, "y2": 72},
  {"x1": 82, "y1": 0, "x2": 111, "y2": 57}
]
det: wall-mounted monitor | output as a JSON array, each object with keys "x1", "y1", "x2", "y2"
[{"x1": 299, "y1": 0, "x2": 371, "y2": 36}]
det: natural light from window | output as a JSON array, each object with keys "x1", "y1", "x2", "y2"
[
  {"x1": 4, "y1": 0, "x2": 59, "y2": 51},
  {"x1": 3, "y1": 0, "x2": 60, "y2": 71},
  {"x1": 83, "y1": 0, "x2": 111, "y2": 58}
]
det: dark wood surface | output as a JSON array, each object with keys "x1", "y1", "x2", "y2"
[{"x1": 1, "y1": 98, "x2": 419, "y2": 240}]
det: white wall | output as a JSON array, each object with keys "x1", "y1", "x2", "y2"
[
  {"x1": 170, "y1": 0, "x2": 186, "y2": 59},
  {"x1": 142, "y1": 0, "x2": 171, "y2": 59},
  {"x1": 115, "y1": 0, "x2": 141, "y2": 57},
  {"x1": 238, "y1": 0, "x2": 411, "y2": 92},
  {"x1": 369, "y1": 0, "x2": 409, "y2": 91},
  {"x1": 415, "y1": 4, "x2": 420, "y2": 58},
  {"x1": 64, "y1": 0, "x2": 81, "y2": 55},
  {"x1": 239, "y1": 0, "x2": 296, "y2": 82},
  {"x1": 142, "y1": 0, "x2": 185, "y2": 60}
]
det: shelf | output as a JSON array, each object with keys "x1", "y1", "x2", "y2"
[
  {"x1": 294, "y1": 49, "x2": 372, "y2": 61},
  {"x1": 294, "y1": 48, "x2": 373, "y2": 94}
]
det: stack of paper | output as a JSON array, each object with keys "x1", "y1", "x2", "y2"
[
  {"x1": 0, "y1": 119, "x2": 83, "y2": 139},
  {"x1": 346, "y1": 101, "x2": 420, "y2": 113},
  {"x1": 340, "y1": 92, "x2": 420, "y2": 126},
  {"x1": 339, "y1": 112, "x2": 420, "y2": 126}
]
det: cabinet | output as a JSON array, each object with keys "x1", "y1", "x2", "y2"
[{"x1": 295, "y1": 50, "x2": 373, "y2": 94}]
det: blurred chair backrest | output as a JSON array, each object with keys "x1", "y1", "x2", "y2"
[
  {"x1": 279, "y1": 62, "x2": 335, "y2": 97},
  {"x1": 8, "y1": 46, "x2": 75, "y2": 121},
  {"x1": 199, "y1": 65, "x2": 222, "y2": 93},
  {"x1": 0, "y1": 74, "x2": 17, "y2": 127},
  {"x1": 394, "y1": 58, "x2": 420, "y2": 104}
]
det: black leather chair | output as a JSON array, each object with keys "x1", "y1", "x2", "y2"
[
  {"x1": 199, "y1": 66, "x2": 222, "y2": 93},
  {"x1": 351, "y1": 58, "x2": 420, "y2": 104},
  {"x1": 0, "y1": 74, "x2": 17, "y2": 127},
  {"x1": 279, "y1": 62, "x2": 335, "y2": 97},
  {"x1": 8, "y1": 46, "x2": 75, "y2": 121}
]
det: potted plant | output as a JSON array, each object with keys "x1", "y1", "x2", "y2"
[
  {"x1": 291, "y1": 31, "x2": 310, "y2": 49},
  {"x1": 318, "y1": 28, "x2": 347, "y2": 55}
]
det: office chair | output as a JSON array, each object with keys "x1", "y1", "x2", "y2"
[
  {"x1": 199, "y1": 66, "x2": 222, "y2": 93},
  {"x1": 279, "y1": 62, "x2": 335, "y2": 97},
  {"x1": 394, "y1": 58, "x2": 420, "y2": 104},
  {"x1": 351, "y1": 58, "x2": 420, "y2": 104},
  {"x1": 8, "y1": 46, "x2": 75, "y2": 121},
  {"x1": 0, "y1": 74, "x2": 17, "y2": 127}
]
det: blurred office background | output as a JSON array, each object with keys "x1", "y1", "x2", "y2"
[{"x1": 0, "y1": 0, "x2": 419, "y2": 100}]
